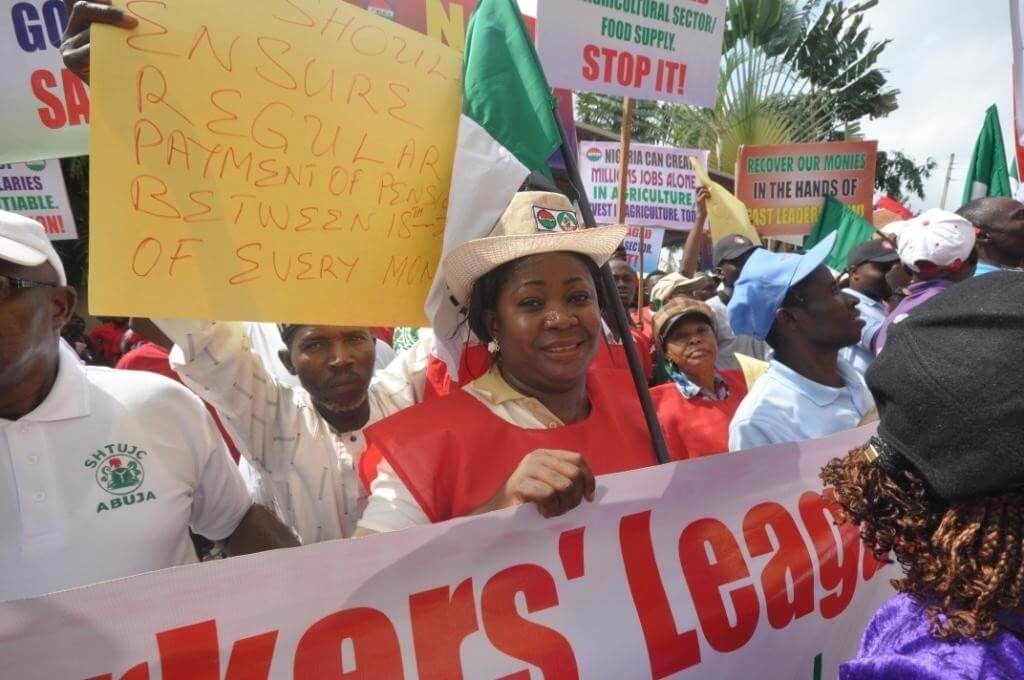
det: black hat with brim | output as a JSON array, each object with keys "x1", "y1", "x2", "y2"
[{"x1": 847, "y1": 239, "x2": 900, "y2": 269}]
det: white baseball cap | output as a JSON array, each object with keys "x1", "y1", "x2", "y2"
[
  {"x1": 0, "y1": 210, "x2": 66, "y2": 285},
  {"x1": 896, "y1": 209, "x2": 976, "y2": 274}
]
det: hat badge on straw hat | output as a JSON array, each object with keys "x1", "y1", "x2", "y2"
[
  {"x1": 442, "y1": 192, "x2": 627, "y2": 308},
  {"x1": 533, "y1": 206, "x2": 583, "y2": 232}
]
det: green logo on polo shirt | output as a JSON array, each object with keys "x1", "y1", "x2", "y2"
[
  {"x1": 97, "y1": 451, "x2": 145, "y2": 494},
  {"x1": 83, "y1": 445, "x2": 157, "y2": 513}
]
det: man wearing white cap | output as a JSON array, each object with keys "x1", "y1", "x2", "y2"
[
  {"x1": 874, "y1": 209, "x2": 977, "y2": 354},
  {"x1": 0, "y1": 211, "x2": 297, "y2": 601}
]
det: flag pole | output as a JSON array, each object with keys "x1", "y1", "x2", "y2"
[
  {"x1": 614, "y1": 97, "x2": 643, "y2": 327},
  {"x1": 553, "y1": 103, "x2": 671, "y2": 466}
]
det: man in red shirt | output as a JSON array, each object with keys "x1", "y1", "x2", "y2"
[
  {"x1": 116, "y1": 319, "x2": 242, "y2": 463},
  {"x1": 87, "y1": 317, "x2": 129, "y2": 366}
]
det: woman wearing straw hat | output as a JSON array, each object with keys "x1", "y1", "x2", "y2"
[
  {"x1": 649, "y1": 298, "x2": 747, "y2": 461},
  {"x1": 354, "y1": 192, "x2": 657, "y2": 533}
]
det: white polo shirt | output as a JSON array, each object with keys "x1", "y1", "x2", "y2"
[
  {"x1": 728, "y1": 358, "x2": 874, "y2": 451},
  {"x1": 0, "y1": 343, "x2": 252, "y2": 601}
]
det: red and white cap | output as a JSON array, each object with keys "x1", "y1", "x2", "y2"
[
  {"x1": 896, "y1": 208, "x2": 976, "y2": 274},
  {"x1": 0, "y1": 210, "x2": 66, "y2": 285}
]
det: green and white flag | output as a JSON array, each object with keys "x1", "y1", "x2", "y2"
[
  {"x1": 804, "y1": 195, "x2": 876, "y2": 272},
  {"x1": 962, "y1": 105, "x2": 1013, "y2": 204},
  {"x1": 428, "y1": 0, "x2": 562, "y2": 377}
]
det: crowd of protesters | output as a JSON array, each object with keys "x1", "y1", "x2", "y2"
[{"x1": 1, "y1": 3, "x2": 1023, "y2": 677}]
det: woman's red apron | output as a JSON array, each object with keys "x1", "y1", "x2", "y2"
[{"x1": 361, "y1": 370, "x2": 657, "y2": 523}]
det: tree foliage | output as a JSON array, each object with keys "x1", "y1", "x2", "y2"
[
  {"x1": 875, "y1": 150, "x2": 937, "y2": 204},
  {"x1": 56, "y1": 156, "x2": 90, "y2": 288}
]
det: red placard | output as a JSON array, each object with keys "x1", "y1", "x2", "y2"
[{"x1": 344, "y1": 0, "x2": 479, "y2": 49}]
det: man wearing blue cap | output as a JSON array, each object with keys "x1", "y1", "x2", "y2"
[{"x1": 726, "y1": 233, "x2": 874, "y2": 450}]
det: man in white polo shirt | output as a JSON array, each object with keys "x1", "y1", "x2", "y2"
[
  {"x1": 727, "y1": 233, "x2": 874, "y2": 450},
  {"x1": 0, "y1": 212, "x2": 298, "y2": 601}
]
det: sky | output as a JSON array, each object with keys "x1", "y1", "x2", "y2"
[
  {"x1": 858, "y1": 0, "x2": 1016, "y2": 210},
  {"x1": 519, "y1": 0, "x2": 1015, "y2": 210}
]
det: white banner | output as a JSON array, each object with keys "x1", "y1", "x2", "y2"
[
  {"x1": 0, "y1": 425, "x2": 892, "y2": 679},
  {"x1": 0, "y1": 160, "x2": 76, "y2": 240},
  {"x1": 580, "y1": 141, "x2": 708, "y2": 231},
  {"x1": 0, "y1": 0, "x2": 90, "y2": 163},
  {"x1": 537, "y1": 0, "x2": 726, "y2": 107},
  {"x1": 624, "y1": 225, "x2": 665, "y2": 273}
]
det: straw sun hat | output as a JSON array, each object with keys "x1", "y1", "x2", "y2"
[
  {"x1": 443, "y1": 192, "x2": 627, "y2": 306},
  {"x1": 649, "y1": 271, "x2": 715, "y2": 307}
]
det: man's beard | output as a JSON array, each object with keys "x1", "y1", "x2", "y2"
[
  {"x1": 865, "y1": 280, "x2": 892, "y2": 302},
  {"x1": 316, "y1": 389, "x2": 369, "y2": 414}
]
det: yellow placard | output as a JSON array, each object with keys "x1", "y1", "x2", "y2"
[{"x1": 88, "y1": 0, "x2": 462, "y2": 326}]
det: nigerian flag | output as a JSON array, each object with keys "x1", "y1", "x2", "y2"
[
  {"x1": 805, "y1": 195, "x2": 876, "y2": 271},
  {"x1": 961, "y1": 105, "x2": 1012, "y2": 204},
  {"x1": 427, "y1": 0, "x2": 562, "y2": 377}
]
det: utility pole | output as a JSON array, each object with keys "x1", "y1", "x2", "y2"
[{"x1": 939, "y1": 153, "x2": 955, "y2": 210}]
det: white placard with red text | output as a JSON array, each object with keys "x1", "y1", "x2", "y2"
[
  {"x1": 0, "y1": 426, "x2": 892, "y2": 679},
  {"x1": 537, "y1": 0, "x2": 726, "y2": 107},
  {"x1": 0, "y1": 0, "x2": 90, "y2": 163}
]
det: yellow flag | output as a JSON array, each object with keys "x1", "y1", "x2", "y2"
[
  {"x1": 688, "y1": 157, "x2": 762, "y2": 246},
  {"x1": 734, "y1": 353, "x2": 769, "y2": 391}
]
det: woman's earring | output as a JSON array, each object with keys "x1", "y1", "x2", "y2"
[{"x1": 487, "y1": 339, "x2": 500, "y2": 355}]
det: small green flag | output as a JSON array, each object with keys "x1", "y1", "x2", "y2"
[
  {"x1": 961, "y1": 105, "x2": 1012, "y2": 205},
  {"x1": 804, "y1": 195, "x2": 876, "y2": 271}
]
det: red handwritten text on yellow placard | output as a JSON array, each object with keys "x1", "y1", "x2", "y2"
[{"x1": 89, "y1": 0, "x2": 462, "y2": 326}]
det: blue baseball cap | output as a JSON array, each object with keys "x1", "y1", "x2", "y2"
[{"x1": 726, "y1": 232, "x2": 838, "y2": 341}]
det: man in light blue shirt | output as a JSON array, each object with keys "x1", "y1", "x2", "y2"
[
  {"x1": 839, "y1": 240, "x2": 900, "y2": 376},
  {"x1": 726, "y1": 232, "x2": 874, "y2": 451}
]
